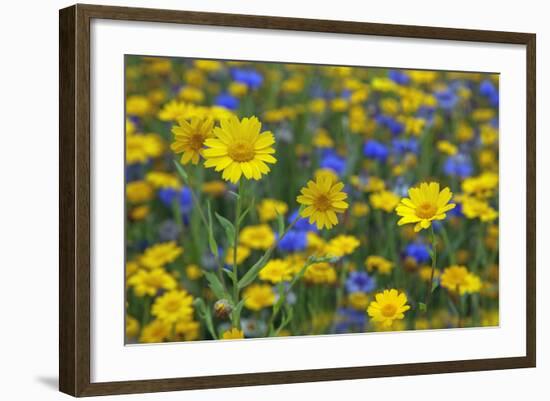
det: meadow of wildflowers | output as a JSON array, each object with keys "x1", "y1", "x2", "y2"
[{"x1": 124, "y1": 55, "x2": 499, "y2": 344}]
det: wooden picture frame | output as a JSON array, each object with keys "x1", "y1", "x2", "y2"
[{"x1": 59, "y1": 3, "x2": 536, "y2": 397}]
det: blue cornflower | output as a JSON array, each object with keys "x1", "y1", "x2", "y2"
[
  {"x1": 479, "y1": 79, "x2": 497, "y2": 97},
  {"x1": 449, "y1": 201, "x2": 464, "y2": 218},
  {"x1": 231, "y1": 68, "x2": 263, "y2": 89},
  {"x1": 443, "y1": 154, "x2": 474, "y2": 178},
  {"x1": 341, "y1": 89, "x2": 352, "y2": 99},
  {"x1": 489, "y1": 92, "x2": 499, "y2": 107},
  {"x1": 404, "y1": 243, "x2": 431, "y2": 264},
  {"x1": 277, "y1": 229, "x2": 308, "y2": 253},
  {"x1": 333, "y1": 308, "x2": 367, "y2": 334},
  {"x1": 392, "y1": 138, "x2": 419, "y2": 155},
  {"x1": 479, "y1": 79, "x2": 499, "y2": 107},
  {"x1": 214, "y1": 93, "x2": 239, "y2": 110},
  {"x1": 416, "y1": 105, "x2": 436, "y2": 123},
  {"x1": 319, "y1": 149, "x2": 346, "y2": 176},
  {"x1": 363, "y1": 139, "x2": 389, "y2": 162},
  {"x1": 158, "y1": 220, "x2": 181, "y2": 242},
  {"x1": 388, "y1": 70, "x2": 410, "y2": 85},
  {"x1": 375, "y1": 114, "x2": 404, "y2": 135},
  {"x1": 126, "y1": 163, "x2": 148, "y2": 181},
  {"x1": 435, "y1": 89, "x2": 458, "y2": 110},
  {"x1": 158, "y1": 187, "x2": 193, "y2": 213},
  {"x1": 346, "y1": 271, "x2": 376, "y2": 293}
]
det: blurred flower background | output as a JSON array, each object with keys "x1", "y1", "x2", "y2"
[{"x1": 125, "y1": 55, "x2": 499, "y2": 344}]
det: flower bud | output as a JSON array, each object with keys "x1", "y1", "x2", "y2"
[{"x1": 214, "y1": 299, "x2": 232, "y2": 319}]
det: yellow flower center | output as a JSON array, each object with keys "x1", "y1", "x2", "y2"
[
  {"x1": 381, "y1": 303, "x2": 398, "y2": 317},
  {"x1": 447, "y1": 271, "x2": 467, "y2": 286},
  {"x1": 164, "y1": 299, "x2": 182, "y2": 312},
  {"x1": 188, "y1": 133, "x2": 205, "y2": 151},
  {"x1": 313, "y1": 194, "x2": 332, "y2": 211},
  {"x1": 144, "y1": 276, "x2": 162, "y2": 288},
  {"x1": 228, "y1": 141, "x2": 255, "y2": 162},
  {"x1": 416, "y1": 202, "x2": 437, "y2": 219}
]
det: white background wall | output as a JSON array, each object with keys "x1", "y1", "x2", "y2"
[{"x1": 0, "y1": 0, "x2": 545, "y2": 399}]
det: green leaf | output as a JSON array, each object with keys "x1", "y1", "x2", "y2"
[
  {"x1": 227, "y1": 190, "x2": 240, "y2": 199},
  {"x1": 206, "y1": 202, "x2": 218, "y2": 258},
  {"x1": 193, "y1": 297, "x2": 218, "y2": 340},
  {"x1": 203, "y1": 271, "x2": 226, "y2": 300},
  {"x1": 238, "y1": 250, "x2": 272, "y2": 289},
  {"x1": 215, "y1": 212, "x2": 236, "y2": 247},
  {"x1": 418, "y1": 302, "x2": 427, "y2": 312},
  {"x1": 431, "y1": 280, "x2": 439, "y2": 293},
  {"x1": 222, "y1": 268, "x2": 234, "y2": 280},
  {"x1": 172, "y1": 160, "x2": 189, "y2": 183},
  {"x1": 193, "y1": 298, "x2": 206, "y2": 314}
]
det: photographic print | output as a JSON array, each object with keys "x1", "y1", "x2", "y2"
[{"x1": 124, "y1": 55, "x2": 500, "y2": 344}]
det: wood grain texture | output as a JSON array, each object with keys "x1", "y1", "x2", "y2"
[
  {"x1": 59, "y1": 5, "x2": 76, "y2": 395},
  {"x1": 59, "y1": 3, "x2": 537, "y2": 397}
]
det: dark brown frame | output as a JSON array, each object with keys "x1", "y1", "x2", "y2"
[{"x1": 59, "y1": 3, "x2": 536, "y2": 397}]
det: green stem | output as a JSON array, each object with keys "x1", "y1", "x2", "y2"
[
  {"x1": 232, "y1": 180, "x2": 245, "y2": 326},
  {"x1": 424, "y1": 225, "x2": 438, "y2": 310}
]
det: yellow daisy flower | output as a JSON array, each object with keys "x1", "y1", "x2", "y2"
[
  {"x1": 351, "y1": 202, "x2": 370, "y2": 217},
  {"x1": 171, "y1": 116, "x2": 215, "y2": 165},
  {"x1": 201, "y1": 180, "x2": 227, "y2": 197},
  {"x1": 203, "y1": 115, "x2": 277, "y2": 183},
  {"x1": 256, "y1": 198, "x2": 288, "y2": 222},
  {"x1": 139, "y1": 241, "x2": 183, "y2": 270},
  {"x1": 125, "y1": 315, "x2": 140, "y2": 339},
  {"x1": 367, "y1": 289, "x2": 410, "y2": 328},
  {"x1": 175, "y1": 320, "x2": 200, "y2": 341},
  {"x1": 436, "y1": 140, "x2": 458, "y2": 156},
  {"x1": 243, "y1": 284, "x2": 276, "y2": 311},
  {"x1": 313, "y1": 128, "x2": 334, "y2": 148},
  {"x1": 222, "y1": 328, "x2": 245, "y2": 339},
  {"x1": 151, "y1": 290, "x2": 194, "y2": 323},
  {"x1": 239, "y1": 224, "x2": 275, "y2": 250},
  {"x1": 303, "y1": 262, "x2": 337, "y2": 285},
  {"x1": 224, "y1": 245, "x2": 251, "y2": 266},
  {"x1": 461, "y1": 196, "x2": 499, "y2": 222},
  {"x1": 297, "y1": 175, "x2": 349, "y2": 230},
  {"x1": 126, "y1": 181, "x2": 154, "y2": 203},
  {"x1": 127, "y1": 268, "x2": 177, "y2": 297},
  {"x1": 440, "y1": 265, "x2": 468, "y2": 291},
  {"x1": 370, "y1": 190, "x2": 400, "y2": 213},
  {"x1": 139, "y1": 319, "x2": 171, "y2": 343},
  {"x1": 395, "y1": 182, "x2": 456, "y2": 232},
  {"x1": 145, "y1": 171, "x2": 180, "y2": 189},
  {"x1": 418, "y1": 265, "x2": 440, "y2": 282},
  {"x1": 365, "y1": 255, "x2": 394, "y2": 275},
  {"x1": 158, "y1": 99, "x2": 194, "y2": 121},
  {"x1": 441, "y1": 265, "x2": 482, "y2": 295},
  {"x1": 462, "y1": 172, "x2": 498, "y2": 198},
  {"x1": 185, "y1": 264, "x2": 203, "y2": 280},
  {"x1": 259, "y1": 259, "x2": 293, "y2": 284},
  {"x1": 327, "y1": 235, "x2": 360, "y2": 257}
]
